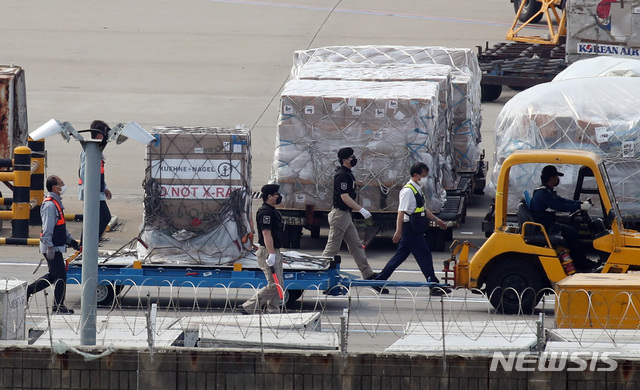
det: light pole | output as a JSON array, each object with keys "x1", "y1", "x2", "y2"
[
  {"x1": 30, "y1": 119, "x2": 154, "y2": 345},
  {"x1": 79, "y1": 138, "x2": 101, "y2": 344}
]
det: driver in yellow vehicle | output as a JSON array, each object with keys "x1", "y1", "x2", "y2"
[{"x1": 529, "y1": 165, "x2": 596, "y2": 271}]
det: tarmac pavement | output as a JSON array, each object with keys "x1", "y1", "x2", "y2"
[{"x1": 1, "y1": 0, "x2": 521, "y2": 316}]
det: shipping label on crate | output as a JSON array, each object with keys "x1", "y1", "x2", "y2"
[
  {"x1": 193, "y1": 141, "x2": 243, "y2": 154},
  {"x1": 150, "y1": 159, "x2": 243, "y2": 180},
  {"x1": 159, "y1": 185, "x2": 244, "y2": 199}
]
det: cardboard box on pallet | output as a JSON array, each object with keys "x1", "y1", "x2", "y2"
[
  {"x1": 291, "y1": 46, "x2": 483, "y2": 172},
  {"x1": 145, "y1": 126, "x2": 251, "y2": 232},
  {"x1": 358, "y1": 184, "x2": 401, "y2": 212},
  {"x1": 273, "y1": 79, "x2": 445, "y2": 212},
  {"x1": 297, "y1": 62, "x2": 454, "y2": 137},
  {"x1": 148, "y1": 126, "x2": 250, "y2": 158},
  {"x1": 291, "y1": 46, "x2": 482, "y2": 127},
  {"x1": 451, "y1": 74, "x2": 480, "y2": 137},
  {"x1": 452, "y1": 118, "x2": 481, "y2": 172},
  {"x1": 278, "y1": 181, "x2": 333, "y2": 210}
]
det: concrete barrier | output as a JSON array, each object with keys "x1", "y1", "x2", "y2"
[{"x1": 2, "y1": 345, "x2": 640, "y2": 389}]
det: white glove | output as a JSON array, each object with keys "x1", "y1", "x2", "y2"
[
  {"x1": 46, "y1": 246, "x2": 55, "y2": 259},
  {"x1": 581, "y1": 202, "x2": 592, "y2": 211},
  {"x1": 359, "y1": 208, "x2": 372, "y2": 219},
  {"x1": 266, "y1": 253, "x2": 276, "y2": 266}
]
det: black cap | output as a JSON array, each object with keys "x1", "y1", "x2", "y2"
[
  {"x1": 337, "y1": 147, "x2": 354, "y2": 161},
  {"x1": 261, "y1": 184, "x2": 280, "y2": 196},
  {"x1": 541, "y1": 165, "x2": 564, "y2": 183}
]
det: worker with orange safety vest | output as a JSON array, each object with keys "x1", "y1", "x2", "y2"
[
  {"x1": 27, "y1": 175, "x2": 80, "y2": 314},
  {"x1": 78, "y1": 120, "x2": 112, "y2": 242}
]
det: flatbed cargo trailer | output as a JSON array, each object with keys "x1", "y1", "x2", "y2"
[
  {"x1": 278, "y1": 156, "x2": 487, "y2": 251},
  {"x1": 66, "y1": 251, "x2": 349, "y2": 307},
  {"x1": 66, "y1": 250, "x2": 452, "y2": 308},
  {"x1": 478, "y1": 41, "x2": 567, "y2": 101}
]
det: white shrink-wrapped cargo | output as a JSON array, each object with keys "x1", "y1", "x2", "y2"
[
  {"x1": 273, "y1": 79, "x2": 446, "y2": 212},
  {"x1": 566, "y1": 0, "x2": 640, "y2": 64},
  {"x1": 291, "y1": 45, "x2": 482, "y2": 172},
  {"x1": 297, "y1": 62, "x2": 453, "y2": 83},
  {"x1": 554, "y1": 56, "x2": 640, "y2": 80},
  {"x1": 292, "y1": 45, "x2": 481, "y2": 80},
  {"x1": 490, "y1": 77, "x2": 640, "y2": 218},
  {"x1": 296, "y1": 62, "x2": 455, "y2": 179},
  {"x1": 297, "y1": 63, "x2": 453, "y2": 136}
]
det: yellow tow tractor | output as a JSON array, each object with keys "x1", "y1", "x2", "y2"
[{"x1": 447, "y1": 149, "x2": 640, "y2": 314}]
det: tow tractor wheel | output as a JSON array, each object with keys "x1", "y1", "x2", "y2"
[
  {"x1": 514, "y1": 0, "x2": 543, "y2": 23},
  {"x1": 485, "y1": 260, "x2": 546, "y2": 314},
  {"x1": 96, "y1": 284, "x2": 123, "y2": 306}
]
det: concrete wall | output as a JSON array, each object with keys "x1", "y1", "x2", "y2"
[{"x1": 1, "y1": 346, "x2": 640, "y2": 389}]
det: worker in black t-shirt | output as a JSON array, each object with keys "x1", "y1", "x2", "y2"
[
  {"x1": 321, "y1": 147, "x2": 377, "y2": 280},
  {"x1": 241, "y1": 184, "x2": 285, "y2": 314}
]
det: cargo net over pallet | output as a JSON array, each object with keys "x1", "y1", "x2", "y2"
[
  {"x1": 140, "y1": 126, "x2": 252, "y2": 265},
  {"x1": 291, "y1": 46, "x2": 483, "y2": 175},
  {"x1": 272, "y1": 46, "x2": 483, "y2": 212},
  {"x1": 490, "y1": 76, "x2": 640, "y2": 218},
  {"x1": 275, "y1": 79, "x2": 446, "y2": 212}
]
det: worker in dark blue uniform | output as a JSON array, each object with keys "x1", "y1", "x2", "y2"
[
  {"x1": 27, "y1": 175, "x2": 80, "y2": 314},
  {"x1": 529, "y1": 165, "x2": 595, "y2": 271},
  {"x1": 375, "y1": 162, "x2": 449, "y2": 295},
  {"x1": 241, "y1": 184, "x2": 285, "y2": 314}
]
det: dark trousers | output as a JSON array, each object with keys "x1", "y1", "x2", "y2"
[
  {"x1": 98, "y1": 200, "x2": 112, "y2": 239},
  {"x1": 555, "y1": 223, "x2": 588, "y2": 269},
  {"x1": 80, "y1": 200, "x2": 112, "y2": 245},
  {"x1": 376, "y1": 222, "x2": 439, "y2": 283},
  {"x1": 27, "y1": 251, "x2": 67, "y2": 306}
]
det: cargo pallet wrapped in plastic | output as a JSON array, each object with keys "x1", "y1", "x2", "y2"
[
  {"x1": 554, "y1": 56, "x2": 640, "y2": 81},
  {"x1": 295, "y1": 62, "x2": 456, "y2": 184},
  {"x1": 273, "y1": 79, "x2": 446, "y2": 212},
  {"x1": 291, "y1": 45, "x2": 482, "y2": 173},
  {"x1": 490, "y1": 76, "x2": 640, "y2": 220},
  {"x1": 139, "y1": 126, "x2": 252, "y2": 265}
]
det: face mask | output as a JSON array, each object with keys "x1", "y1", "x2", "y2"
[
  {"x1": 417, "y1": 177, "x2": 428, "y2": 187},
  {"x1": 350, "y1": 157, "x2": 358, "y2": 167},
  {"x1": 59, "y1": 185, "x2": 67, "y2": 195},
  {"x1": 275, "y1": 195, "x2": 283, "y2": 205}
]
